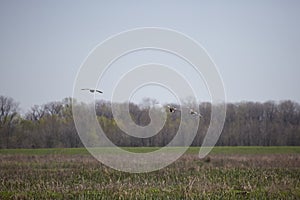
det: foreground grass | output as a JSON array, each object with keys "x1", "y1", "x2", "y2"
[{"x1": 0, "y1": 147, "x2": 300, "y2": 199}]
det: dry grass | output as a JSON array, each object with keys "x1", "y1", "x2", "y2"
[{"x1": 0, "y1": 150, "x2": 300, "y2": 199}]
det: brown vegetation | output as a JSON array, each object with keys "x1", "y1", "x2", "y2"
[{"x1": 0, "y1": 152, "x2": 299, "y2": 199}]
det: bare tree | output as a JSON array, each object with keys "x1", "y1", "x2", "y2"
[
  {"x1": 25, "y1": 105, "x2": 45, "y2": 121},
  {"x1": 44, "y1": 101, "x2": 63, "y2": 116},
  {"x1": 0, "y1": 95, "x2": 19, "y2": 148}
]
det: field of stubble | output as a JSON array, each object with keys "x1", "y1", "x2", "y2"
[{"x1": 0, "y1": 147, "x2": 300, "y2": 199}]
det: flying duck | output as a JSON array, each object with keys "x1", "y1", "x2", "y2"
[
  {"x1": 189, "y1": 108, "x2": 202, "y2": 117},
  {"x1": 167, "y1": 105, "x2": 178, "y2": 113},
  {"x1": 81, "y1": 88, "x2": 103, "y2": 94}
]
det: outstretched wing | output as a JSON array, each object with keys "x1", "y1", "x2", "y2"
[{"x1": 95, "y1": 90, "x2": 103, "y2": 93}]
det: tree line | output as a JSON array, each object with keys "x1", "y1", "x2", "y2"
[{"x1": 0, "y1": 95, "x2": 299, "y2": 148}]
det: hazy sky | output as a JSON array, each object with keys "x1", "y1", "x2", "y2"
[{"x1": 0, "y1": 0, "x2": 300, "y2": 112}]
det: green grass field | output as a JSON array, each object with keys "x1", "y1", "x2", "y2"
[{"x1": 1, "y1": 147, "x2": 300, "y2": 199}]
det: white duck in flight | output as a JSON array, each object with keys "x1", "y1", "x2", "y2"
[{"x1": 81, "y1": 88, "x2": 103, "y2": 94}]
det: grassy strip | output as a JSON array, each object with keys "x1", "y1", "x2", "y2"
[{"x1": 0, "y1": 146, "x2": 300, "y2": 155}]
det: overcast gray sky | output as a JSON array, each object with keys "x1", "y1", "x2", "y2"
[{"x1": 0, "y1": 0, "x2": 300, "y2": 111}]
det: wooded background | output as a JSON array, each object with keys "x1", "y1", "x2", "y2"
[{"x1": 1, "y1": 95, "x2": 299, "y2": 148}]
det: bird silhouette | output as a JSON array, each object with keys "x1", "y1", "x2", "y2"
[
  {"x1": 167, "y1": 105, "x2": 202, "y2": 117},
  {"x1": 81, "y1": 88, "x2": 103, "y2": 94},
  {"x1": 189, "y1": 108, "x2": 202, "y2": 117},
  {"x1": 167, "y1": 105, "x2": 178, "y2": 113}
]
